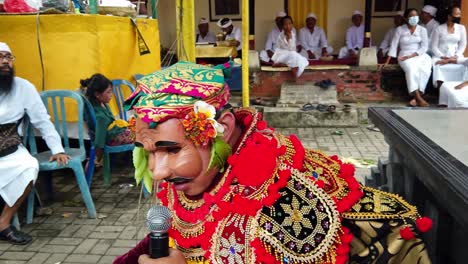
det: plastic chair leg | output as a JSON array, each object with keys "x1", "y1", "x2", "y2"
[
  {"x1": 86, "y1": 147, "x2": 96, "y2": 186},
  {"x1": 26, "y1": 188, "x2": 35, "y2": 224},
  {"x1": 44, "y1": 171, "x2": 54, "y2": 201},
  {"x1": 103, "y1": 151, "x2": 111, "y2": 186},
  {"x1": 70, "y1": 161, "x2": 97, "y2": 219},
  {"x1": 12, "y1": 214, "x2": 20, "y2": 230}
]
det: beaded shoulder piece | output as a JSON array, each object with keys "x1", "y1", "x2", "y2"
[{"x1": 341, "y1": 186, "x2": 419, "y2": 221}]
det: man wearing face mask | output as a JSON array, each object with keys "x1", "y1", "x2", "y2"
[
  {"x1": 113, "y1": 61, "x2": 431, "y2": 264},
  {"x1": 431, "y1": 6, "x2": 467, "y2": 90},
  {"x1": 381, "y1": 8, "x2": 432, "y2": 107},
  {"x1": 421, "y1": 5, "x2": 440, "y2": 41}
]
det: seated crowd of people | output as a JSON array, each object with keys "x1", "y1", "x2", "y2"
[{"x1": 194, "y1": 5, "x2": 468, "y2": 108}]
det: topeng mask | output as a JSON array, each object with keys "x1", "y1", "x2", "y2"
[{"x1": 125, "y1": 61, "x2": 234, "y2": 196}]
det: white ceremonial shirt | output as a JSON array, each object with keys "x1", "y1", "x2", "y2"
[
  {"x1": 346, "y1": 24, "x2": 365, "y2": 50},
  {"x1": 265, "y1": 27, "x2": 298, "y2": 52},
  {"x1": 0, "y1": 77, "x2": 64, "y2": 206},
  {"x1": 299, "y1": 26, "x2": 329, "y2": 53},
  {"x1": 431, "y1": 23, "x2": 467, "y2": 58},
  {"x1": 379, "y1": 27, "x2": 397, "y2": 51},
  {"x1": 422, "y1": 19, "x2": 440, "y2": 40},
  {"x1": 195, "y1": 31, "x2": 217, "y2": 43},
  {"x1": 225, "y1": 26, "x2": 242, "y2": 51},
  {"x1": 388, "y1": 25, "x2": 429, "y2": 57}
]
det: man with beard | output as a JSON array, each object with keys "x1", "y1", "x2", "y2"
[
  {"x1": 0, "y1": 42, "x2": 70, "y2": 245},
  {"x1": 114, "y1": 61, "x2": 432, "y2": 264}
]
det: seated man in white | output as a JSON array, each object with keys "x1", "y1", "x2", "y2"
[
  {"x1": 0, "y1": 42, "x2": 70, "y2": 245},
  {"x1": 378, "y1": 11, "x2": 405, "y2": 58},
  {"x1": 421, "y1": 5, "x2": 440, "y2": 41},
  {"x1": 272, "y1": 16, "x2": 308, "y2": 80},
  {"x1": 338, "y1": 10, "x2": 365, "y2": 59},
  {"x1": 439, "y1": 57, "x2": 468, "y2": 108},
  {"x1": 195, "y1": 18, "x2": 216, "y2": 44},
  {"x1": 298, "y1": 13, "x2": 333, "y2": 60},
  {"x1": 259, "y1": 11, "x2": 298, "y2": 63},
  {"x1": 432, "y1": 6, "x2": 467, "y2": 89},
  {"x1": 217, "y1": 18, "x2": 242, "y2": 51}
]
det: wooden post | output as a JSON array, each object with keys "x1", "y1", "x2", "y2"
[
  {"x1": 176, "y1": 0, "x2": 195, "y2": 62},
  {"x1": 364, "y1": 0, "x2": 372, "y2": 48},
  {"x1": 462, "y1": 0, "x2": 468, "y2": 57}
]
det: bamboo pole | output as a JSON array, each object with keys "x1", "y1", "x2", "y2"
[
  {"x1": 242, "y1": 0, "x2": 250, "y2": 107},
  {"x1": 176, "y1": 0, "x2": 195, "y2": 62}
]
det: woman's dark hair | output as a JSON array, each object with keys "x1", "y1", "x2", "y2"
[
  {"x1": 404, "y1": 8, "x2": 418, "y2": 19},
  {"x1": 281, "y1": 15, "x2": 293, "y2": 26},
  {"x1": 80, "y1": 73, "x2": 112, "y2": 105}
]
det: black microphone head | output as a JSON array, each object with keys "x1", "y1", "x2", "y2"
[{"x1": 146, "y1": 205, "x2": 172, "y2": 233}]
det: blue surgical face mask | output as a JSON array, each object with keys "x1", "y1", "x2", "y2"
[{"x1": 408, "y1": 16, "x2": 419, "y2": 26}]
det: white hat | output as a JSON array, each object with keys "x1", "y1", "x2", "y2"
[
  {"x1": 0, "y1": 42, "x2": 11, "y2": 53},
  {"x1": 198, "y1": 18, "x2": 209, "y2": 25},
  {"x1": 276, "y1": 11, "x2": 287, "y2": 18},
  {"x1": 422, "y1": 5, "x2": 437, "y2": 17},
  {"x1": 306, "y1": 13, "x2": 317, "y2": 20},
  {"x1": 396, "y1": 11, "x2": 404, "y2": 17},
  {"x1": 352, "y1": 10, "x2": 362, "y2": 16},
  {"x1": 217, "y1": 18, "x2": 233, "y2": 28}
]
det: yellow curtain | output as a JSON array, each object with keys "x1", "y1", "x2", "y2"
[
  {"x1": 288, "y1": 0, "x2": 328, "y2": 33},
  {"x1": 0, "y1": 15, "x2": 161, "y2": 120},
  {"x1": 176, "y1": 0, "x2": 196, "y2": 62}
]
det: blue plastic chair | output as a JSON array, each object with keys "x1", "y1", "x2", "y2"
[
  {"x1": 83, "y1": 82, "x2": 135, "y2": 186},
  {"x1": 111, "y1": 79, "x2": 135, "y2": 120},
  {"x1": 133, "y1": 74, "x2": 144, "y2": 81},
  {"x1": 25, "y1": 90, "x2": 97, "y2": 220}
]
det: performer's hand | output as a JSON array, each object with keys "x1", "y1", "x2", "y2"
[
  {"x1": 138, "y1": 249, "x2": 187, "y2": 264},
  {"x1": 49, "y1": 153, "x2": 71, "y2": 166}
]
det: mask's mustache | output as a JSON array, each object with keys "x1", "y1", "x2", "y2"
[{"x1": 165, "y1": 177, "x2": 192, "y2": 184}]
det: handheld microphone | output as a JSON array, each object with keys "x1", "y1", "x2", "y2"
[{"x1": 146, "y1": 205, "x2": 173, "y2": 259}]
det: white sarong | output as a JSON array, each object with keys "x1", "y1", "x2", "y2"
[
  {"x1": 439, "y1": 81, "x2": 468, "y2": 107},
  {"x1": 399, "y1": 54, "x2": 432, "y2": 94},
  {"x1": 0, "y1": 145, "x2": 38, "y2": 207},
  {"x1": 432, "y1": 57, "x2": 467, "y2": 86}
]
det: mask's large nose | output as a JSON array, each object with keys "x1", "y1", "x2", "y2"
[{"x1": 149, "y1": 152, "x2": 172, "y2": 181}]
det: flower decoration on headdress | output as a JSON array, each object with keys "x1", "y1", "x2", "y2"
[{"x1": 182, "y1": 101, "x2": 225, "y2": 147}]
